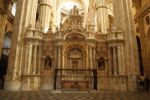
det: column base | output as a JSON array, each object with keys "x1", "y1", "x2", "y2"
[
  {"x1": 4, "y1": 80, "x2": 21, "y2": 91},
  {"x1": 127, "y1": 75, "x2": 138, "y2": 91},
  {"x1": 40, "y1": 76, "x2": 53, "y2": 90},
  {"x1": 21, "y1": 76, "x2": 40, "y2": 91}
]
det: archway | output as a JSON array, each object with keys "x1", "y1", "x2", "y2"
[
  {"x1": 136, "y1": 36, "x2": 144, "y2": 76},
  {"x1": 54, "y1": 44, "x2": 97, "y2": 90},
  {"x1": 0, "y1": 31, "x2": 12, "y2": 89},
  {"x1": 64, "y1": 44, "x2": 87, "y2": 69},
  {"x1": 67, "y1": 48, "x2": 83, "y2": 69}
]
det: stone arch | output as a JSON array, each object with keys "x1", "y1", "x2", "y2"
[
  {"x1": 0, "y1": 31, "x2": 12, "y2": 89},
  {"x1": 64, "y1": 44, "x2": 87, "y2": 69},
  {"x1": 136, "y1": 35, "x2": 144, "y2": 76},
  {"x1": 2, "y1": 31, "x2": 12, "y2": 56},
  {"x1": 132, "y1": 0, "x2": 142, "y2": 11},
  {"x1": 147, "y1": 27, "x2": 150, "y2": 77}
]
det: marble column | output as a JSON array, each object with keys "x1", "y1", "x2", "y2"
[
  {"x1": 39, "y1": 0, "x2": 52, "y2": 33},
  {"x1": 96, "y1": 0, "x2": 109, "y2": 33}
]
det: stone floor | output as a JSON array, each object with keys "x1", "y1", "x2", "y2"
[{"x1": 0, "y1": 91, "x2": 150, "y2": 100}]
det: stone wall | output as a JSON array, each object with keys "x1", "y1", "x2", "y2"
[{"x1": 0, "y1": 0, "x2": 14, "y2": 58}]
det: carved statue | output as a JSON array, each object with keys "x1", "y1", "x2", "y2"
[
  {"x1": 44, "y1": 56, "x2": 52, "y2": 69},
  {"x1": 98, "y1": 57, "x2": 105, "y2": 69},
  {"x1": 72, "y1": 5, "x2": 79, "y2": 14}
]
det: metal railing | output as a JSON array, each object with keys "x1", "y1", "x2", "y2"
[{"x1": 54, "y1": 69, "x2": 97, "y2": 91}]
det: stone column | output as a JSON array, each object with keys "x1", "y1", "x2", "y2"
[
  {"x1": 23, "y1": 43, "x2": 33, "y2": 91},
  {"x1": 27, "y1": 44, "x2": 33, "y2": 74},
  {"x1": 87, "y1": 0, "x2": 97, "y2": 32},
  {"x1": 88, "y1": 46, "x2": 90, "y2": 69},
  {"x1": 57, "y1": 45, "x2": 62, "y2": 69},
  {"x1": 5, "y1": 0, "x2": 39, "y2": 90},
  {"x1": 39, "y1": 0, "x2": 52, "y2": 32},
  {"x1": 113, "y1": 46, "x2": 118, "y2": 75},
  {"x1": 33, "y1": 45, "x2": 37, "y2": 74},
  {"x1": 112, "y1": 0, "x2": 124, "y2": 30},
  {"x1": 38, "y1": 46, "x2": 42, "y2": 74},
  {"x1": 24, "y1": 43, "x2": 29, "y2": 75},
  {"x1": 54, "y1": 45, "x2": 58, "y2": 68},
  {"x1": 92, "y1": 47, "x2": 96, "y2": 69},
  {"x1": 89, "y1": 45, "x2": 93, "y2": 69},
  {"x1": 57, "y1": 46, "x2": 60, "y2": 69},
  {"x1": 113, "y1": 0, "x2": 139, "y2": 91},
  {"x1": 96, "y1": 0, "x2": 109, "y2": 33},
  {"x1": 117, "y1": 46, "x2": 122, "y2": 75},
  {"x1": 108, "y1": 47, "x2": 112, "y2": 75},
  {"x1": 60, "y1": 46, "x2": 62, "y2": 69},
  {"x1": 117, "y1": 45, "x2": 125, "y2": 75},
  {"x1": 0, "y1": 14, "x2": 7, "y2": 58},
  {"x1": 121, "y1": 45, "x2": 125, "y2": 75}
]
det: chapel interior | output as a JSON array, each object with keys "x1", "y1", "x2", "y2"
[{"x1": 0, "y1": 0, "x2": 150, "y2": 92}]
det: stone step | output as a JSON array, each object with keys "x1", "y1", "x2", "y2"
[{"x1": 0, "y1": 90, "x2": 150, "y2": 100}]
